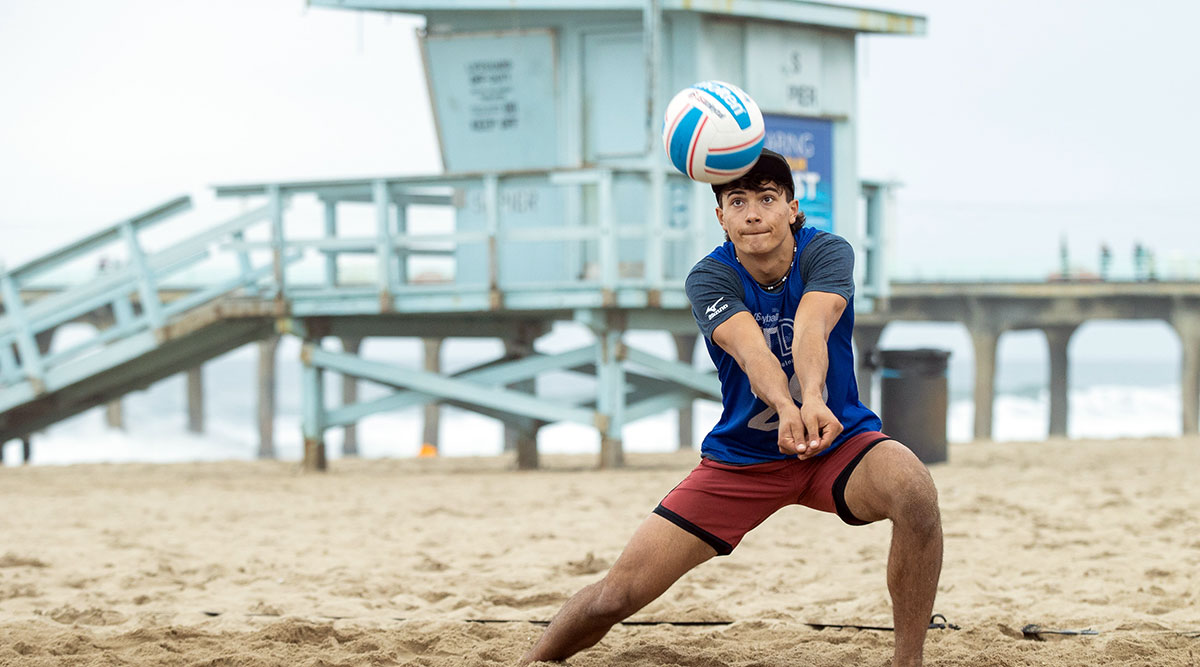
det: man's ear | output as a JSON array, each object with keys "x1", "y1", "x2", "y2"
[{"x1": 715, "y1": 205, "x2": 728, "y2": 234}]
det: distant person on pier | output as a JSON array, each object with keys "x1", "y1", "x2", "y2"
[{"x1": 521, "y1": 150, "x2": 944, "y2": 667}]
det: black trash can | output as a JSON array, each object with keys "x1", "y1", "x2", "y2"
[{"x1": 878, "y1": 349, "x2": 950, "y2": 464}]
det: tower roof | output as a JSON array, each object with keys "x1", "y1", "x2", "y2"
[{"x1": 308, "y1": 0, "x2": 926, "y2": 36}]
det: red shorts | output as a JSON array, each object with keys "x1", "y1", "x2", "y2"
[{"x1": 654, "y1": 431, "x2": 891, "y2": 555}]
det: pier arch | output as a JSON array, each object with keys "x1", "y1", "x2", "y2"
[{"x1": 1069, "y1": 320, "x2": 1183, "y2": 438}]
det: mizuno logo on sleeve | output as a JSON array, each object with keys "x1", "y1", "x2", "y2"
[{"x1": 706, "y1": 297, "x2": 729, "y2": 320}]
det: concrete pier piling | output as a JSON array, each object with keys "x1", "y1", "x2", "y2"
[
  {"x1": 1042, "y1": 325, "x2": 1077, "y2": 438},
  {"x1": 969, "y1": 326, "x2": 999, "y2": 442},
  {"x1": 1173, "y1": 311, "x2": 1200, "y2": 436}
]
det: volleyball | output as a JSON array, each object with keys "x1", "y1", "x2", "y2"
[{"x1": 662, "y1": 81, "x2": 765, "y2": 184}]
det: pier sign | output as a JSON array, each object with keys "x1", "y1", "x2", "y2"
[{"x1": 762, "y1": 114, "x2": 834, "y2": 233}]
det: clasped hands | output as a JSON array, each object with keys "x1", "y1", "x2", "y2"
[{"x1": 777, "y1": 401, "x2": 842, "y2": 459}]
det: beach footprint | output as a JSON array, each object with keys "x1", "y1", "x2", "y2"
[
  {"x1": 0, "y1": 552, "x2": 48, "y2": 568},
  {"x1": 45, "y1": 605, "x2": 128, "y2": 626}
]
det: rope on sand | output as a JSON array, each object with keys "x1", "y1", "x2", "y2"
[
  {"x1": 805, "y1": 613, "x2": 960, "y2": 632},
  {"x1": 219, "y1": 611, "x2": 1200, "y2": 638},
  {"x1": 237, "y1": 613, "x2": 732, "y2": 627},
  {"x1": 471, "y1": 613, "x2": 963, "y2": 629},
  {"x1": 239, "y1": 612, "x2": 953, "y2": 629}
]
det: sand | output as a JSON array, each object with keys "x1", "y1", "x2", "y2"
[{"x1": 1, "y1": 436, "x2": 1198, "y2": 666}]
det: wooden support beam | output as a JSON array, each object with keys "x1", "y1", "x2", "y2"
[
  {"x1": 672, "y1": 334, "x2": 696, "y2": 451},
  {"x1": 0, "y1": 269, "x2": 45, "y2": 388},
  {"x1": 596, "y1": 327, "x2": 626, "y2": 468},
  {"x1": 320, "y1": 315, "x2": 555, "y2": 341},
  {"x1": 105, "y1": 400, "x2": 124, "y2": 430},
  {"x1": 186, "y1": 366, "x2": 204, "y2": 434},
  {"x1": 257, "y1": 335, "x2": 280, "y2": 460},
  {"x1": 422, "y1": 337, "x2": 443, "y2": 455},
  {"x1": 269, "y1": 185, "x2": 286, "y2": 299},
  {"x1": 308, "y1": 345, "x2": 595, "y2": 426},
  {"x1": 119, "y1": 222, "x2": 164, "y2": 330},
  {"x1": 301, "y1": 355, "x2": 327, "y2": 472},
  {"x1": 374, "y1": 180, "x2": 399, "y2": 300},
  {"x1": 622, "y1": 346, "x2": 720, "y2": 398},
  {"x1": 625, "y1": 390, "x2": 695, "y2": 424},
  {"x1": 503, "y1": 335, "x2": 541, "y2": 470},
  {"x1": 340, "y1": 336, "x2": 362, "y2": 457},
  {"x1": 322, "y1": 346, "x2": 593, "y2": 428},
  {"x1": 323, "y1": 200, "x2": 339, "y2": 289}
]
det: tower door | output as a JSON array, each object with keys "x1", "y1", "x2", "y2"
[{"x1": 582, "y1": 30, "x2": 647, "y2": 163}]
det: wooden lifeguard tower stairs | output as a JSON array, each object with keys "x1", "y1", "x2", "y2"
[{"x1": 0, "y1": 1, "x2": 923, "y2": 469}]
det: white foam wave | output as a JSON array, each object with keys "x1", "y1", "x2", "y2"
[
  {"x1": 948, "y1": 384, "x2": 1182, "y2": 442},
  {"x1": 1, "y1": 385, "x2": 1184, "y2": 466}
]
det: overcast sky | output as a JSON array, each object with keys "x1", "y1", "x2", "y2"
[
  {"x1": 2, "y1": 0, "x2": 1198, "y2": 280},
  {"x1": 858, "y1": 0, "x2": 1200, "y2": 279}
]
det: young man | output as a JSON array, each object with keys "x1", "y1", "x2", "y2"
[{"x1": 520, "y1": 149, "x2": 943, "y2": 667}]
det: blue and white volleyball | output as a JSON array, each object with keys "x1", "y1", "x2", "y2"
[{"x1": 662, "y1": 81, "x2": 765, "y2": 184}]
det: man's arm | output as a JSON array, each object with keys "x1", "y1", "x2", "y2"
[
  {"x1": 711, "y1": 312, "x2": 809, "y2": 457},
  {"x1": 790, "y1": 290, "x2": 847, "y2": 457}
]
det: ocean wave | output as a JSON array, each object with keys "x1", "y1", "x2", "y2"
[
  {"x1": 2, "y1": 385, "x2": 1185, "y2": 466},
  {"x1": 949, "y1": 384, "x2": 1182, "y2": 442}
]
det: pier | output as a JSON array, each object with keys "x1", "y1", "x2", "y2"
[{"x1": 858, "y1": 281, "x2": 1200, "y2": 440}]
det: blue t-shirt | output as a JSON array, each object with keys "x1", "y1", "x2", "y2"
[{"x1": 684, "y1": 227, "x2": 881, "y2": 465}]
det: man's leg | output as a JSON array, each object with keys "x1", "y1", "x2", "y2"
[
  {"x1": 841, "y1": 440, "x2": 942, "y2": 667},
  {"x1": 520, "y1": 513, "x2": 716, "y2": 665}
]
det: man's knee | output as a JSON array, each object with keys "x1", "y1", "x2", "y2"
[
  {"x1": 580, "y1": 512, "x2": 714, "y2": 624},
  {"x1": 585, "y1": 577, "x2": 643, "y2": 624},
  {"x1": 850, "y1": 441, "x2": 940, "y2": 533},
  {"x1": 884, "y1": 450, "x2": 941, "y2": 538}
]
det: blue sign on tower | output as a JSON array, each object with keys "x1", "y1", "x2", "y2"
[{"x1": 762, "y1": 115, "x2": 833, "y2": 233}]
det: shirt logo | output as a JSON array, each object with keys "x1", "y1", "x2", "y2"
[{"x1": 705, "y1": 297, "x2": 729, "y2": 320}]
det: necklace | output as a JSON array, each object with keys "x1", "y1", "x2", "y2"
[{"x1": 736, "y1": 240, "x2": 797, "y2": 291}]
